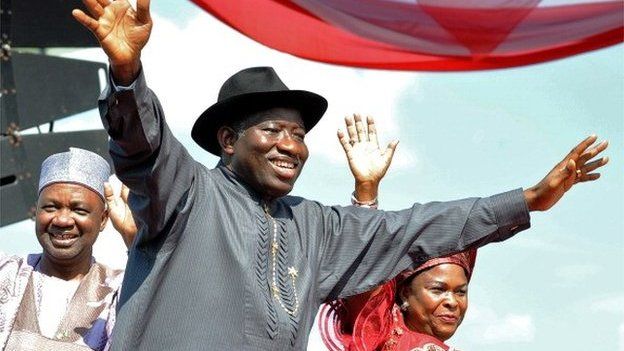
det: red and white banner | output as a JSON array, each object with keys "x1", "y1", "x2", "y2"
[{"x1": 192, "y1": 0, "x2": 623, "y2": 71}]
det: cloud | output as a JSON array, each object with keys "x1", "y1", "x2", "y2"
[
  {"x1": 503, "y1": 224, "x2": 585, "y2": 255},
  {"x1": 590, "y1": 294, "x2": 624, "y2": 314},
  {"x1": 554, "y1": 263, "x2": 601, "y2": 284},
  {"x1": 481, "y1": 314, "x2": 535, "y2": 343},
  {"x1": 457, "y1": 304, "x2": 535, "y2": 344}
]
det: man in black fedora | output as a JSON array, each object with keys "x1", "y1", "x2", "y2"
[{"x1": 73, "y1": 0, "x2": 608, "y2": 350}]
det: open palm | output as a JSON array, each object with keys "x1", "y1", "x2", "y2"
[
  {"x1": 73, "y1": 0, "x2": 152, "y2": 68},
  {"x1": 338, "y1": 114, "x2": 398, "y2": 186}
]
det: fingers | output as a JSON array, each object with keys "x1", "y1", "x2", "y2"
[
  {"x1": 577, "y1": 140, "x2": 608, "y2": 166},
  {"x1": 72, "y1": 9, "x2": 100, "y2": 33},
  {"x1": 566, "y1": 134, "x2": 598, "y2": 160},
  {"x1": 580, "y1": 173, "x2": 601, "y2": 182},
  {"x1": 82, "y1": 0, "x2": 105, "y2": 18},
  {"x1": 345, "y1": 115, "x2": 358, "y2": 144},
  {"x1": 367, "y1": 115, "x2": 380, "y2": 148},
  {"x1": 337, "y1": 129, "x2": 353, "y2": 156},
  {"x1": 104, "y1": 182, "x2": 113, "y2": 198},
  {"x1": 136, "y1": 0, "x2": 152, "y2": 23},
  {"x1": 577, "y1": 156, "x2": 608, "y2": 183},
  {"x1": 95, "y1": 0, "x2": 111, "y2": 8},
  {"x1": 585, "y1": 173, "x2": 602, "y2": 181},
  {"x1": 582, "y1": 156, "x2": 609, "y2": 173},
  {"x1": 103, "y1": 182, "x2": 118, "y2": 208},
  {"x1": 354, "y1": 114, "x2": 367, "y2": 142},
  {"x1": 345, "y1": 113, "x2": 377, "y2": 145}
]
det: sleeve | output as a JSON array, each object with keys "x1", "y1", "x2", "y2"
[
  {"x1": 316, "y1": 188, "x2": 530, "y2": 301},
  {"x1": 97, "y1": 68, "x2": 196, "y2": 244}
]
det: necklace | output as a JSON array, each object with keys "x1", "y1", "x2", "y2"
[{"x1": 263, "y1": 203, "x2": 300, "y2": 316}]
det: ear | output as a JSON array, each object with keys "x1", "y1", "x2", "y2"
[
  {"x1": 398, "y1": 282, "x2": 411, "y2": 304},
  {"x1": 217, "y1": 126, "x2": 238, "y2": 157},
  {"x1": 99, "y1": 207, "x2": 109, "y2": 232}
]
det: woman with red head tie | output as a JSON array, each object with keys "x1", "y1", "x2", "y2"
[
  {"x1": 319, "y1": 250, "x2": 476, "y2": 351},
  {"x1": 321, "y1": 114, "x2": 475, "y2": 351}
]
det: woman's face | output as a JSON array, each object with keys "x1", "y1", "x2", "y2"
[{"x1": 400, "y1": 263, "x2": 468, "y2": 341}]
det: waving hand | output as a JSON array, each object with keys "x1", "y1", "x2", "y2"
[
  {"x1": 104, "y1": 182, "x2": 137, "y2": 248},
  {"x1": 338, "y1": 114, "x2": 399, "y2": 202},
  {"x1": 524, "y1": 135, "x2": 609, "y2": 211},
  {"x1": 73, "y1": 0, "x2": 152, "y2": 85}
]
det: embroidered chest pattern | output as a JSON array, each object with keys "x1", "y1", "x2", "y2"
[{"x1": 255, "y1": 205, "x2": 301, "y2": 344}]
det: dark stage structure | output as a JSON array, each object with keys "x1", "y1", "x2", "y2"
[{"x1": 1, "y1": 0, "x2": 110, "y2": 226}]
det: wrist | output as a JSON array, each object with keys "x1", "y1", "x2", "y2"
[
  {"x1": 351, "y1": 191, "x2": 378, "y2": 208},
  {"x1": 354, "y1": 180, "x2": 379, "y2": 202},
  {"x1": 523, "y1": 186, "x2": 538, "y2": 212},
  {"x1": 110, "y1": 59, "x2": 141, "y2": 86}
]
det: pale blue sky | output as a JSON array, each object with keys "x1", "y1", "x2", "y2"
[{"x1": 1, "y1": 1, "x2": 622, "y2": 349}]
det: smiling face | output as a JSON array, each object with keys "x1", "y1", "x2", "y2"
[
  {"x1": 36, "y1": 183, "x2": 107, "y2": 267},
  {"x1": 224, "y1": 107, "x2": 309, "y2": 200},
  {"x1": 400, "y1": 263, "x2": 469, "y2": 341}
]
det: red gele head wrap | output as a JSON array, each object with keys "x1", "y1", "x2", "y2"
[
  {"x1": 397, "y1": 249, "x2": 477, "y2": 284},
  {"x1": 319, "y1": 249, "x2": 477, "y2": 351}
]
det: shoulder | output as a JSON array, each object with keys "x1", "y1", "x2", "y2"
[
  {"x1": 0, "y1": 252, "x2": 21, "y2": 267},
  {"x1": 0, "y1": 253, "x2": 36, "y2": 298},
  {"x1": 0, "y1": 253, "x2": 37, "y2": 272}
]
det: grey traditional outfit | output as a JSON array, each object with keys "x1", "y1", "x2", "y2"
[{"x1": 99, "y1": 70, "x2": 530, "y2": 350}]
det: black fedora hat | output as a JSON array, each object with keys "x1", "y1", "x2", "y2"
[{"x1": 191, "y1": 66, "x2": 328, "y2": 156}]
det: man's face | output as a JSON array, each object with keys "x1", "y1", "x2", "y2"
[
  {"x1": 36, "y1": 183, "x2": 107, "y2": 265},
  {"x1": 228, "y1": 107, "x2": 309, "y2": 199}
]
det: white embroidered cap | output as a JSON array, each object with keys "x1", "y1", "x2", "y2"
[{"x1": 38, "y1": 147, "x2": 111, "y2": 201}]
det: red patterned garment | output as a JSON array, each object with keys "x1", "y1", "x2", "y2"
[{"x1": 191, "y1": 0, "x2": 623, "y2": 71}]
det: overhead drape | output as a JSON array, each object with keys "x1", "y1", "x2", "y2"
[{"x1": 191, "y1": 0, "x2": 623, "y2": 71}]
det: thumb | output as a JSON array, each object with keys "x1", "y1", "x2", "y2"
[
  {"x1": 120, "y1": 184, "x2": 130, "y2": 203},
  {"x1": 565, "y1": 159, "x2": 576, "y2": 178},
  {"x1": 552, "y1": 158, "x2": 576, "y2": 188},
  {"x1": 104, "y1": 182, "x2": 115, "y2": 204},
  {"x1": 383, "y1": 140, "x2": 399, "y2": 164}
]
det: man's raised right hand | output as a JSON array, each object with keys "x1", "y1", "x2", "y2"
[{"x1": 73, "y1": 0, "x2": 152, "y2": 85}]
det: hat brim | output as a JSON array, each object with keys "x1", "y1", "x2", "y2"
[{"x1": 192, "y1": 90, "x2": 328, "y2": 156}]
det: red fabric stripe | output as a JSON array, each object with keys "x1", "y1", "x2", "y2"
[{"x1": 190, "y1": 0, "x2": 623, "y2": 71}]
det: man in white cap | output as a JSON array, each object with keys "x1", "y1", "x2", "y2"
[
  {"x1": 73, "y1": 1, "x2": 609, "y2": 350},
  {"x1": 0, "y1": 147, "x2": 135, "y2": 350}
]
